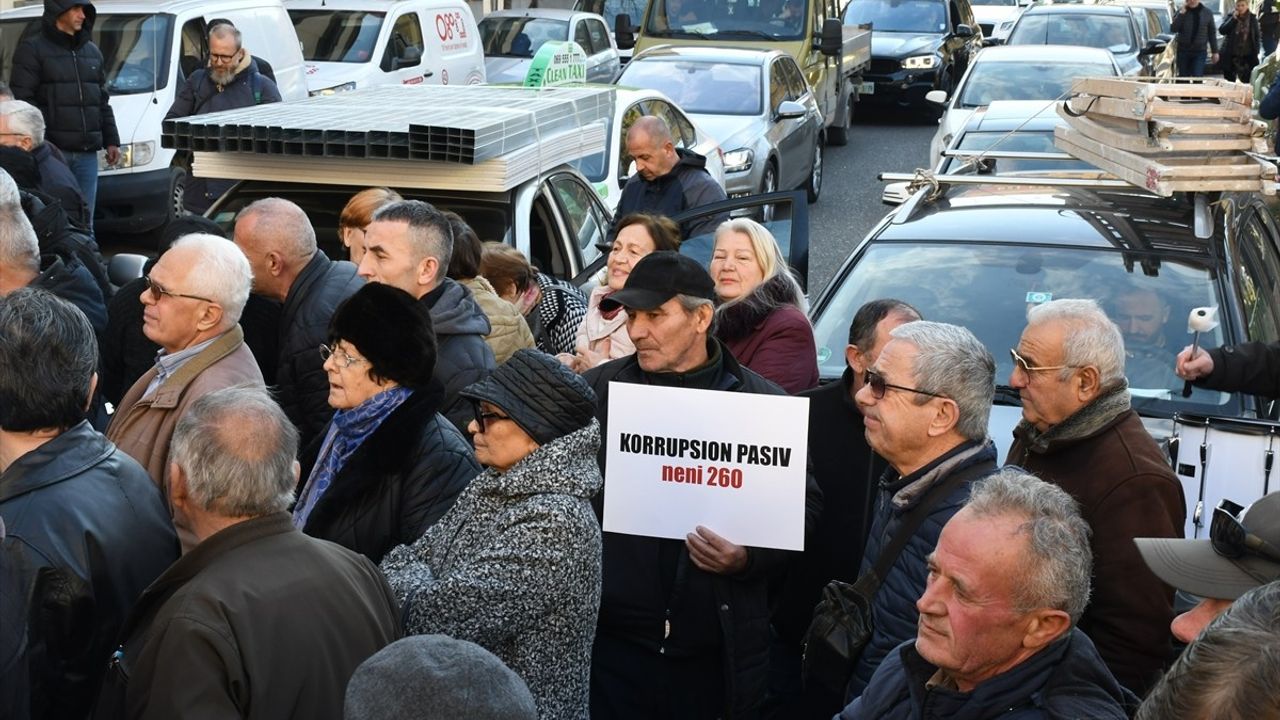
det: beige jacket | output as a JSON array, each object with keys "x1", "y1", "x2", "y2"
[{"x1": 462, "y1": 276, "x2": 535, "y2": 364}]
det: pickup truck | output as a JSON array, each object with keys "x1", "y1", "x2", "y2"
[{"x1": 613, "y1": 0, "x2": 870, "y2": 145}]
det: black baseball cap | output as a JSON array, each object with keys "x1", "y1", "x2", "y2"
[{"x1": 599, "y1": 251, "x2": 716, "y2": 312}]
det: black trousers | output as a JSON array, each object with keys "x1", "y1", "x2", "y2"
[
  {"x1": 590, "y1": 633, "x2": 727, "y2": 720},
  {"x1": 1223, "y1": 54, "x2": 1258, "y2": 82}
]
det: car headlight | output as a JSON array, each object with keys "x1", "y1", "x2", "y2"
[
  {"x1": 100, "y1": 141, "x2": 155, "y2": 170},
  {"x1": 723, "y1": 148, "x2": 754, "y2": 173},
  {"x1": 309, "y1": 81, "x2": 357, "y2": 97},
  {"x1": 903, "y1": 54, "x2": 939, "y2": 70}
]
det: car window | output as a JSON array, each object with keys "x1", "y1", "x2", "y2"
[
  {"x1": 612, "y1": 101, "x2": 647, "y2": 180},
  {"x1": 95, "y1": 13, "x2": 174, "y2": 94},
  {"x1": 618, "y1": 59, "x2": 763, "y2": 115},
  {"x1": 1236, "y1": 211, "x2": 1280, "y2": 345},
  {"x1": 588, "y1": 19, "x2": 611, "y2": 53},
  {"x1": 647, "y1": 99, "x2": 696, "y2": 148},
  {"x1": 1009, "y1": 13, "x2": 1136, "y2": 53},
  {"x1": 549, "y1": 174, "x2": 607, "y2": 264},
  {"x1": 675, "y1": 193, "x2": 808, "y2": 283},
  {"x1": 645, "y1": 0, "x2": 807, "y2": 40},
  {"x1": 813, "y1": 242, "x2": 1237, "y2": 414},
  {"x1": 781, "y1": 57, "x2": 807, "y2": 100},
  {"x1": 574, "y1": 18, "x2": 593, "y2": 51},
  {"x1": 479, "y1": 16, "x2": 569, "y2": 58},
  {"x1": 941, "y1": 130, "x2": 1097, "y2": 172},
  {"x1": 291, "y1": 10, "x2": 386, "y2": 63},
  {"x1": 844, "y1": 0, "x2": 948, "y2": 33},
  {"x1": 380, "y1": 11, "x2": 425, "y2": 71},
  {"x1": 769, "y1": 59, "x2": 788, "y2": 113},
  {"x1": 957, "y1": 60, "x2": 1118, "y2": 107},
  {"x1": 179, "y1": 18, "x2": 207, "y2": 81}
]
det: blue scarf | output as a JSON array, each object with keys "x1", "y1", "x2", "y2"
[{"x1": 292, "y1": 386, "x2": 414, "y2": 528}]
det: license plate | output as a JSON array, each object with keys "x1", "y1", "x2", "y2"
[{"x1": 860, "y1": 81, "x2": 875, "y2": 95}]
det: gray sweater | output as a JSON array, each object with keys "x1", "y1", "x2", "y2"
[{"x1": 1172, "y1": 4, "x2": 1218, "y2": 53}]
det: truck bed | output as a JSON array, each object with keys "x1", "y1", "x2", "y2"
[{"x1": 842, "y1": 23, "x2": 871, "y2": 76}]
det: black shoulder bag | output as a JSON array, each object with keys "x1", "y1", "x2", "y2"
[{"x1": 801, "y1": 468, "x2": 969, "y2": 695}]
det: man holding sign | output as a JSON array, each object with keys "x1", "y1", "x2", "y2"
[{"x1": 582, "y1": 251, "x2": 820, "y2": 719}]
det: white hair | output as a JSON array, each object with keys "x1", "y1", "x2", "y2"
[
  {"x1": 1026, "y1": 299, "x2": 1126, "y2": 390},
  {"x1": 0, "y1": 100, "x2": 45, "y2": 146},
  {"x1": 0, "y1": 168, "x2": 19, "y2": 206},
  {"x1": 170, "y1": 233, "x2": 253, "y2": 325},
  {"x1": 889, "y1": 320, "x2": 995, "y2": 442},
  {"x1": 0, "y1": 201, "x2": 39, "y2": 275}
]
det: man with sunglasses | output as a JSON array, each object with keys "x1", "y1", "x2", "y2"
[
  {"x1": 106, "y1": 234, "x2": 264, "y2": 550},
  {"x1": 1135, "y1": 492, "x2": 1280, "y2": 644},
  {"x1": 165, "y1": 21, "x2": 281, "y2": 213},
  {"x1": 1008, "y1": 298, "x2": 1184, "y2": 697}
]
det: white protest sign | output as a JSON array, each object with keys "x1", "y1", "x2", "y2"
[{"x1": 602, "y1": 382, "x2": 809, "y2": 551}]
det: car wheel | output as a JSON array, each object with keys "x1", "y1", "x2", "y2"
[
  {"x1": 806, "y1": 138, "x2": 823, "y2": 203},
  {"x1": 828, "y1": 90, "x2": 852, "y2": 146},
  {"x1": 759, "y1": 161, "x2": 778, "y2": 223}
]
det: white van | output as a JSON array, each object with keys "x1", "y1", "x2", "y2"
[
  {"x1": 286, "y1": 0, "x2": 487, "y2": 94},
  {"x1": 0, "y1": 0, "x2": 309, "y2": 240}
]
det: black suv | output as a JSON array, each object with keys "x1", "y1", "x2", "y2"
[{"x1": 843, "y1": 0, "x2": 984, "y2": 112}]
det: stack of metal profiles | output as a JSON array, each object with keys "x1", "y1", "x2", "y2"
[{"x1": 168, "y1": 84, "x2": 614, "y2": 192}]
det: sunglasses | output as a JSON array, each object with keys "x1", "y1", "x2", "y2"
[
  {"x1": 863, "y1": 369, "x2": 947, "y2": 401},
  {"x1": 143, "y1": 276, "x2": 214, "y2": 304},
  {"x1": 1009, "y1": 347, "x2": 1076, "y2": 375},
  {"x1": 1211, "y1": 499, "x2": 1280, "y2": 564},
  {"x1": 471, "y1": 401, "x2": 512, "y2": 433}
]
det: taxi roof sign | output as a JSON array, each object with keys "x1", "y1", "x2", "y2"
[{"x1": 524, "y1": 41, "x2": 588, "y2": 88}]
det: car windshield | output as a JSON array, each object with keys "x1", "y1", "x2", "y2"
[
  {"x1": 1, "y1": 15, "x2": 175, "y2": 95},
  {"x1": 577, "y1": 0, "x2": 650, "y2": 31},
  {"x1": 480, "y1": 17, "x2": 570, "y2": 58},
  {"x1": 939, "y1": 129, "x2": 1098, "y2": 172},
  {"x1": 645, "y1": 0, "x2": 807, "y2": 41},
  {"x1": 958, "y1": 60, "x2": 1116, "y2": 107},
  {"x1": 290, "y1": 10, "x2": 386, "y2": 63},
  {"x1": 568, "y1": 118, "x2": 617, "y2": 183},
  {"x1": 618, "y1": 60, "x2": 762, "y2": 115},
  {"x1": 844, "y1": 0, "x2": 948, "y2": 33},
  {"x1": 813, "y1": 242, "x2": 1237, "y2": 416},
  {"x1": 972, "y1": 0, "x2": 1018, "y2": 5},
  {"x1": 1010, "y1": 13, "x2": 1136, "y2": 53}
]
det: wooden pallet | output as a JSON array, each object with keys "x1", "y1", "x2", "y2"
[
  {"x1": 1056, "y1": 104, "x2": 1270, "y2": 153},
  {"x1": 1070, "y1": 77, "x2": 1255, "y2": 105},
  {"x1": 1065, "y1": 93, "x2": 1253, "y2": 122}
]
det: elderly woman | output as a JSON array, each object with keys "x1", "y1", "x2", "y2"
[
  {"x1": 380, "y1": 349, "x2": 602, "y2": 720},
  {"x1": 294, "y1": 283, "x2": 480, "y2": 564},
  {"x1": 564, "y1": 213, "x2": 681, "y2": 371},
  {"x1": 479, "y1": 242, "x2": 588, "y2": 357},
  {"x1": 711, "y1": 217, "x2": 818, "y2": 392},
  {"x1": 444, "y1": 210, "x2": 535, "y2": 364},
  {"x1": 339, "y1": 187, "x2": 402, "y2": 263}
]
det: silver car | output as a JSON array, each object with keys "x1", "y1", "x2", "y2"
[
  {"x1": 479, "y1": 9, "x2": 621, "y2": 84},
  {"x1": 617, "y1": 45, "x2": 826, "y2": 204}
]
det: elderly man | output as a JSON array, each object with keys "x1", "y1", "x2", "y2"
[
  {"x1": 94, "y1": 387, "x2": 401, "y2": 720},
  {"x1": 1007, "y1": 298, "x2": 1184, "y2": 696},
  {"x1": 0, "y1": 99, "x2": 88, "y2": 227},
  {"x1": 846, "y1": 320, "x2": 998, "y2": 698},
  {"x1": 233, "y1": 197, "x2": 362, "y2": 449},
  {"x1": 771, "y1": 298, "x2": 921, "y2": 717},
  {"x1": 1135, "y1": 490, "x2": 1280, "y2": 644},
  {"x1": 106, "y1": 234, "x2": 264, "y2": 497},
  {"x1": 614, "y1": 115, "x2": 727, "y2": 240},
  {"x1": 1136, "y1": 579, "x2": 1280, "y2": 720},
  {"x1": 356, "y1": 199, "x2": 495, "y2": 434},
  {"x1": 841, "y1": 469, "x2": 1133, "y2": 719},
  {"x1": 165, "y1": 22, "x2": 281, "y2": 213},
  {"x1": 581, "y1": 251, "x2": 820, "y2": 719},
  {"x1": 0, "y1": 288, "x2": 177, "y2": 719}
]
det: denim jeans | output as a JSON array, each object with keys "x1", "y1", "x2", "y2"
[
  {"x1": 63, "y1": 150, "x2": 99, "y2": 231},
  {"x1": 1177, "y1": 50, "x2": 1208, "y2": 78},
  {"x1": 1265, "y1": 34, "x2": 1279, "y2": 57}
]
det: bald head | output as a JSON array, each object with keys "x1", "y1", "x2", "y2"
[
  {"x1": 233, "y1": 198, "x2": 318, "y2": 302},
  {"x1": 626, "y1": 115, "x2": 679, "y2": 181}
]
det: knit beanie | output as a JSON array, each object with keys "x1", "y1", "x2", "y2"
[
  {"x1": 329, "y1": 283, "x2": 437, "y2": 389},
  {"x1": 459, "y1": 348, "x2": 596, "y2": 445},
  {"x1": 344, "y1": 635, "x2": 537, "y2": 720}
]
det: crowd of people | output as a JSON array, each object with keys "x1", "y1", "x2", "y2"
[{"x1": 3, "y1": 2, "x2": 1280, "y2": 718}]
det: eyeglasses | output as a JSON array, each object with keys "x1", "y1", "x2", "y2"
[
  {"x1": 319, "y1": 343, "x2": 365, "y2": 369},
  {"x1": 1211, "y1": 499, "x2": 1280, "y2": 564},
  {"x1": 471, "y1": 401, "x2": 511, "y2": 433},
  {"x1": 143, "y1": 276, "x2": 214, "y2": 304},
  {"x1": 863, "y1": 369, "x2": 947, "y2": 401},
  {"x1": 1009, "y1": 348, "x2": 1077, "y2": 375},
  {"x1": 209, "y1": 51, "x2": 239, "y2": 64}
]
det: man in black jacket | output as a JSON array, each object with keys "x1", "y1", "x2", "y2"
[
  {"x1": 583, "y1": 251, "x2": 821, "y2": 719},
  {"x1": 358, "y1": 200, "x2": 496, "y2": 435},
  {"x1": 1171, "y1": 0, "x2": 1219, "y2": 76},
  {"x1": 1176, "y1": 340, "x2": 1279, "y2": 397},
  {"x1": 10, "y1": 0, "x2": 120, "y2": 229},
  {"x1": 615, "y1": 116, "x2": 728, "y2": 240},
  {"x1": 0, "y1": 288, "x2": 177, "y2": 720},
  {"x1": 233, "y1": 197, "x2": 363, "y2": 450}
]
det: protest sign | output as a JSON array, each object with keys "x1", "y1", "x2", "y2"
[{"x1": 602, "y1": 382, "x2": 809, "y2": 551}]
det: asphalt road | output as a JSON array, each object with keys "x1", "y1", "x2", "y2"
[{"x1": 806, "y1": 108, "x2": 941, "y2": 298}]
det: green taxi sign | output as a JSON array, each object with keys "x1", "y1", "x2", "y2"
[{"x1": 524, "y1": 41, "x2": 588, "y2": 87}]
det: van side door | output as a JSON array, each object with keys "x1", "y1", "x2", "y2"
[{"x1": 380, "y1": 7, "x2": 432, "y2": 85}]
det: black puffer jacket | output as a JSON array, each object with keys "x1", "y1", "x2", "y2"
[
  {"x1": 614, "y1": 149, "x2": 728, "y2": 240},
  {"x1": 0, "y1": 421, "x2": 178, "y2": 720},
  {"x1": 10, "y1": 0, "x2": 120, "y2": 153},
  {"x1": 278, "y1": 252, "x2": 364, "y2": 450},
  {"x1": 21, "y1": 188, "x2": 110, "y2": 301},
  {"x1": 1199, "y1": 341, "x2": 1280, "y2": 398},
  {"x1": 298, "y1": 382, "x2": 480, "y2": 564},
  {"x1": 421, "y1": 278, "x2": 497, "y2": 435}
]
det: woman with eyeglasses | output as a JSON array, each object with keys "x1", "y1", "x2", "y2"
[
  {"x1": 710, "y1": 218, "x2": 818, "y2": 393},
  {"x1": 293, "y1": 283, "x2": 481, "y2": 564},
  {"x1": 380, "y1": 349, "x2": 603, "y2": 719},
  {"x1": 338, "y1": 187, "x2": 401, "y2": 264}
]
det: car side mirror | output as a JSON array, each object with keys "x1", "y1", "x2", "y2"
[
  {"x1": 925, "y1": 89, "x2": 948, "y2": 105},
  {"x1": 108, "y1": 253, "x2": 149, "y2": 287},
  {"x1": 1139, "y1": 38, "x2": 1168, "y2": 55},
  {"x1": 776, "y1": 99, "x2": 806, "y2": 119},
  {"x1": 882, "y1": 181, "x2": 911, "y2": 206},
  {"x1": 983, "y1": 36, "x2": 1005, "y2": 46},
  {"x1": 819, "y1": 18, "x2": 843, "y2": 57},
  {"x1": 954, "y1": 23, "x2": 975, "y2": 38},
  {"x1": 391, "y1": 45, "x2": 423, "y2": 70},
  {"x1": 615, "y1": 14, "x2": 636, "y2": 49}
]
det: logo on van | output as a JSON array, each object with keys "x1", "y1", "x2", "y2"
[{"x1": 436, "y1": 12, "x2": 468, "y2": 42}]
